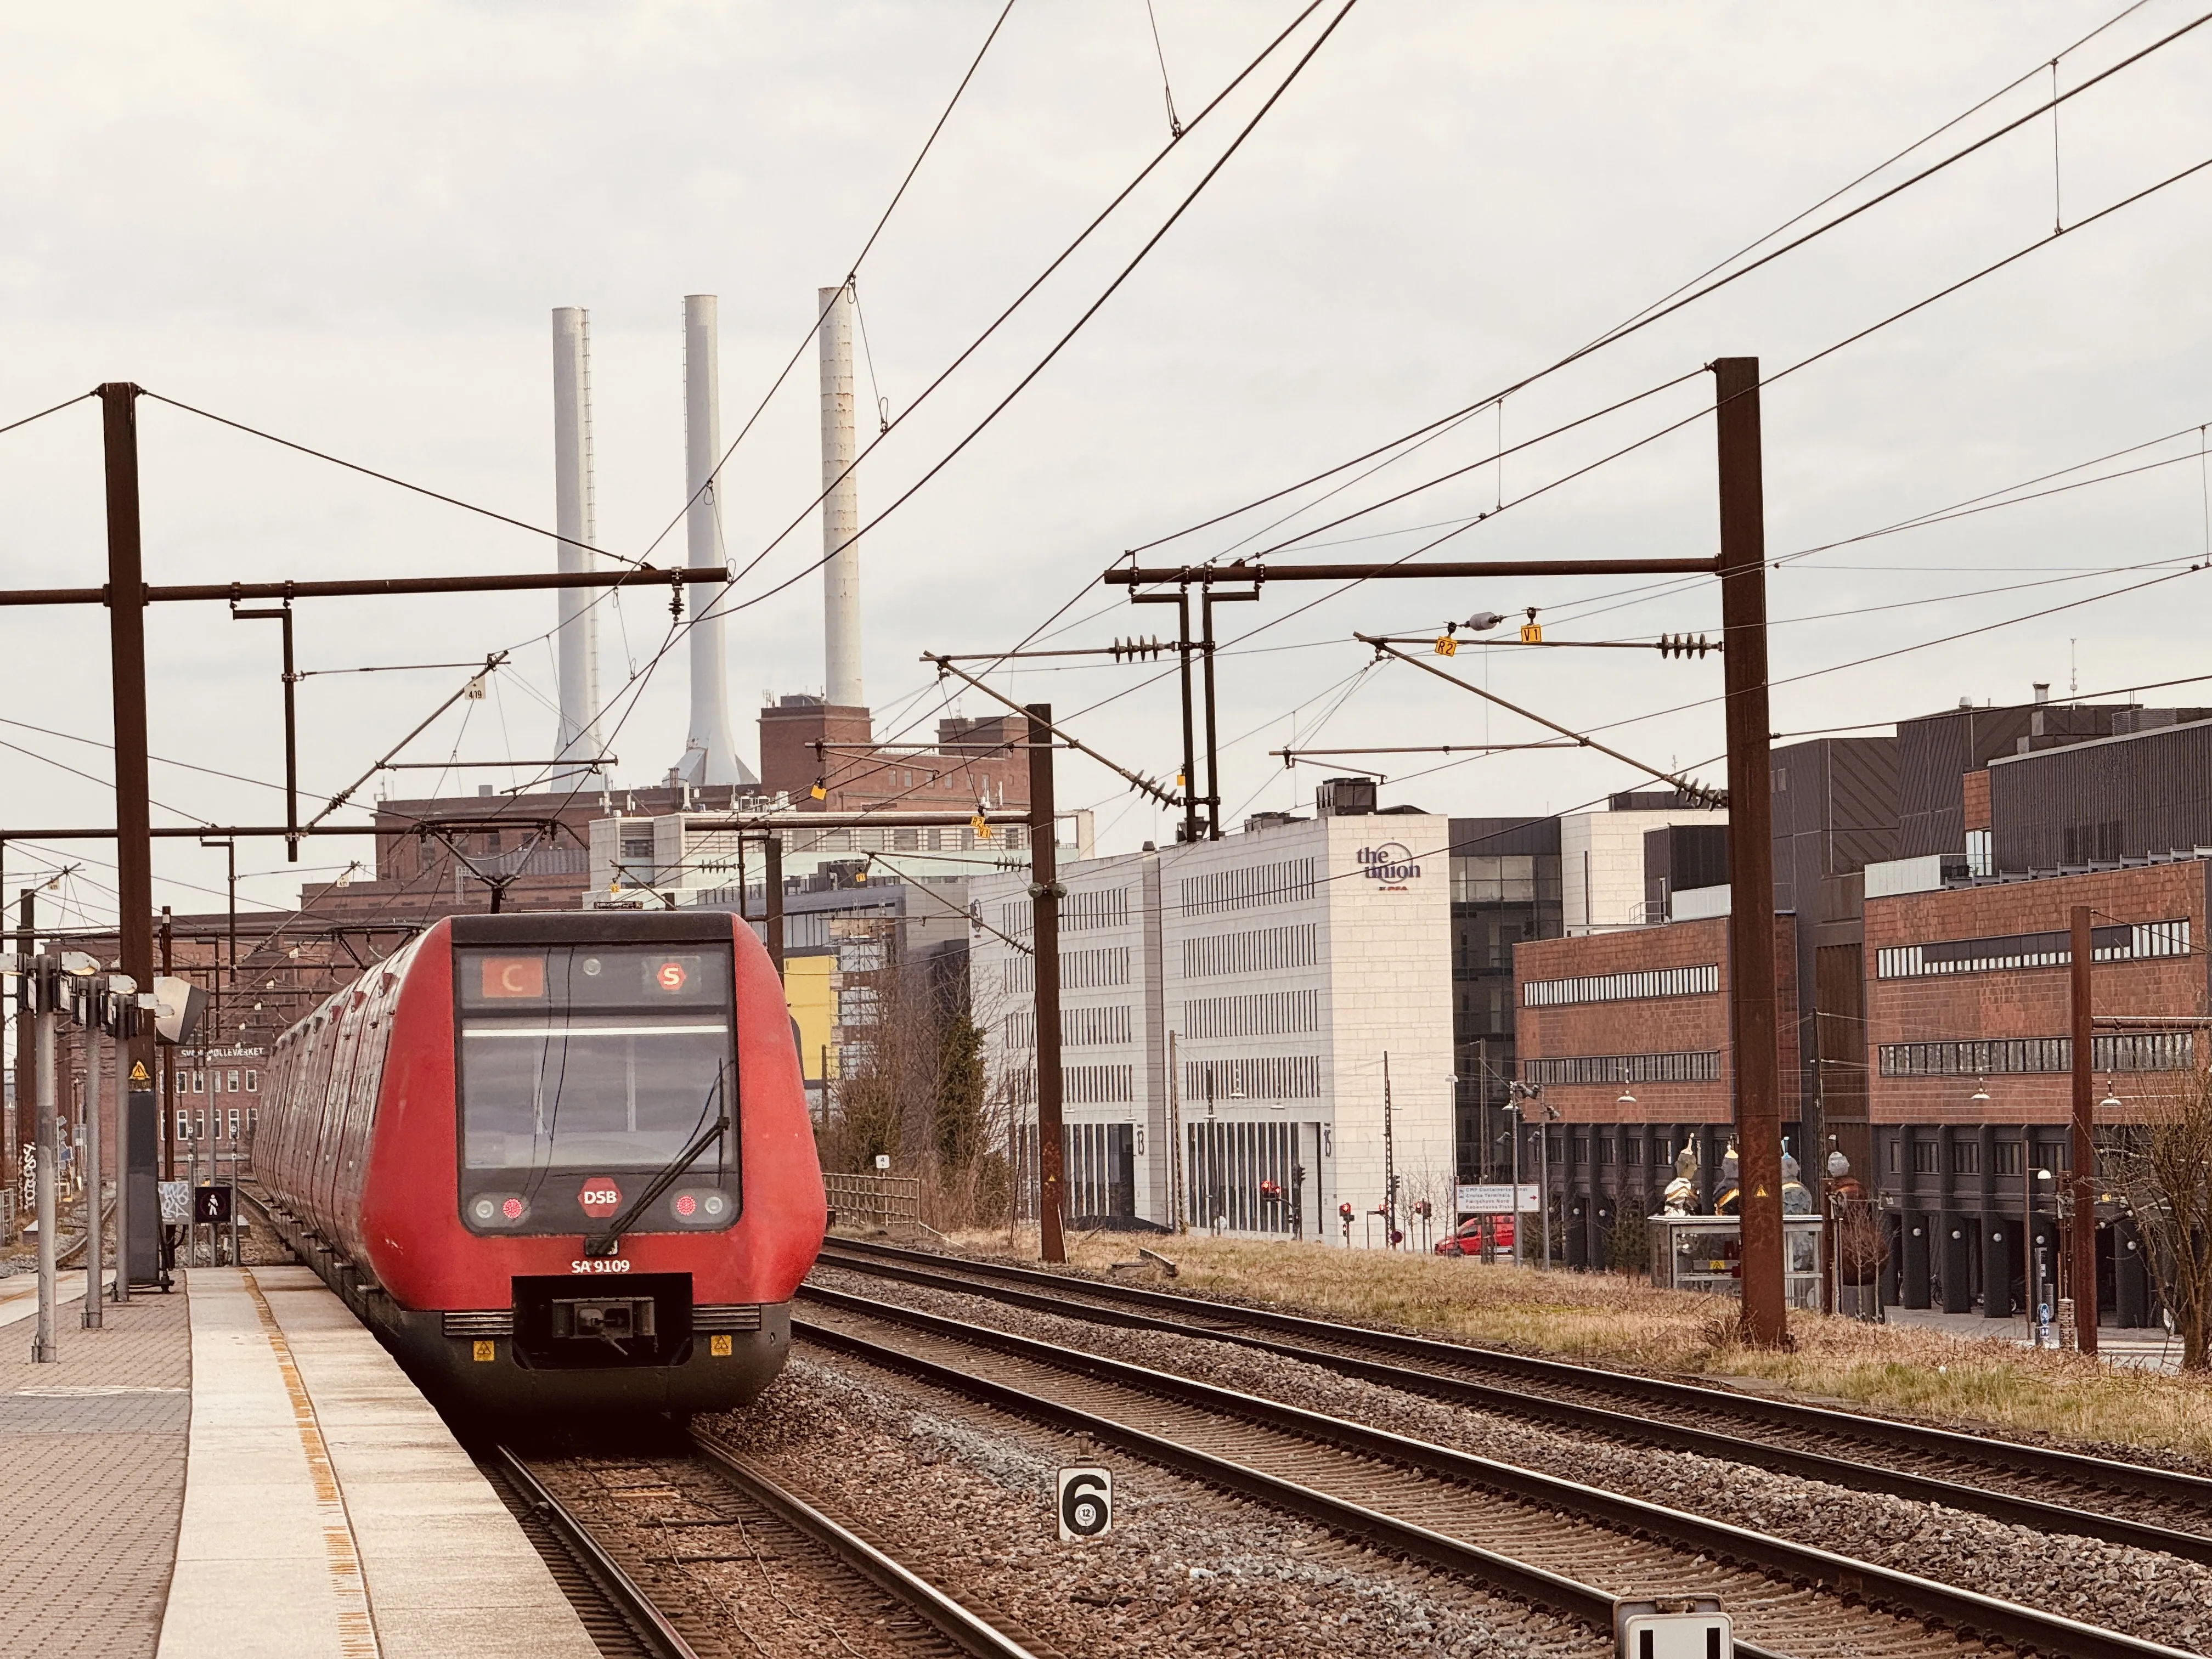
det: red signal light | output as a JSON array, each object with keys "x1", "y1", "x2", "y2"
[
  {"x1": 674, "y1": 1193, "x2": 697, "y2": 1217},
  {"x1": 501, "y1": 1197, "x2": 523, "y2": 1220}
]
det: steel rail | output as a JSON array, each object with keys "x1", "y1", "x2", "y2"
[
  {"x1": 793, "y1": 1303, "x2": 1773, "y2": 1658},
  {"x1": 824, "y1": 1237, "x2": 2212, "y2": 1513},
  {"x1": 798, "y1": 1287, "x2": 2194, "y2": 1659},
  {"x1": 686, "y1": 1430, "x2": 1041, "y2": 1659},
  {"x1": 490, "y1": 1448, "x2": 701, "y2": 1659},
  {"x1": 816, "y1": 1244, "x2": 2212, "y2": 1566}
]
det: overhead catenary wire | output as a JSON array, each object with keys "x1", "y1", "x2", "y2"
[
  {"x1": 0, "y1": 390, "x2": 95, "y2": 442},
  {"x1": 625, "y1": 1, "x2": 1020, "y2": 572},
  {"x1": 1127, "y1": 2, "x2": 2212, "y2": 563},
  {"x1": 428, "y1": 0, "x2": 1343, "y2": 817},
  {"x1": 139, "y1": 391, "x2": 663, "y2": 573},
  {"x1": 696, "y1": 0, "x2": 1359, "y2": 628}
]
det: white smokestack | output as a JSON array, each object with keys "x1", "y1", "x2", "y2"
[
  {"x1": 551, "y1": 307, "x2": 602, "y2": 777},
  {"x1": 678, "y1": 294, "x2": 753, "y2": 787},
  {"x1": 818, "y1": 284, "x2": 864, "y2": 709}
]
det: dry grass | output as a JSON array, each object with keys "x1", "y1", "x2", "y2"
[{"x1": 873, "y1": 1225, "x2": 2212, "y2": 1468}]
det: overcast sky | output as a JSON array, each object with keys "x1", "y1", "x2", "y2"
[{"x1": 3, "y1": 1, "x2": 2210, "y2": 927}]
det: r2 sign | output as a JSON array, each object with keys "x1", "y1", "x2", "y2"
[{"x1": 1058, "y1": 1466, "x2": 1111, "y2": 1541}]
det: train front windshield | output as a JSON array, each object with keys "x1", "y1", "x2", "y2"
[{"x1": 457, "y1": 944, "x2": 735, "y2": 1172}]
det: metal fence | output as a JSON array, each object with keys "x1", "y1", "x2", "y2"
[{"x1": 823, "y1": 1172, "x2": 929, "y2": 1235}]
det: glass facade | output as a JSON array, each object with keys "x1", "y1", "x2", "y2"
[{"x1": 1448, "y1": 823, "x2": 1564, "y2": 1183}]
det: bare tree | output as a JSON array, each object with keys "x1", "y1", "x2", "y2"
[
  {"x1": 819, "y1": 922, "x2": 1008, "y2": 1233},
  {"x1": 2113, "y1": 1065, "x2": 2212, "y2": 1372}
]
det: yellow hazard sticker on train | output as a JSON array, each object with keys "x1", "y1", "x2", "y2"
[
  {"x1": 709, "y1": 1334, "x2": 733, "y2": 1357},
  {"x1": 472, "y1": 1340, "x2": 495, "y2": 1362}
]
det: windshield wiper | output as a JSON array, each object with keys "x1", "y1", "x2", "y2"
[{"x1": 583, "y1": 1113, "x2": 730, "y2": 1257}]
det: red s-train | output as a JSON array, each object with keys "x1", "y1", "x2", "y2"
[{"x1": 255, "y1": 910, "x2": 825, "y2": 1415}]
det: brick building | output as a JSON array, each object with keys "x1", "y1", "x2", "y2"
[
  {"x1": 758, "y1": 698, "x2": 1029, "y2": 820},
  {"x1": 1500, "y1": 694, "x2": 2212, "y2": 1323},
  {"x1": 1512, "y1": 913, "x2": 1801, "y2": 1267},
  {"x1": 1864, "y1": 842, "x2": 2208, "y2": 1323}
]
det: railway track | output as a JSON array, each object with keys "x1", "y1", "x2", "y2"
[
  {"x1": 491, "y1": 1431, "x2": 1043, "y2": 1659},
  {"x1": 819, "y1": 1238, "x2": 2212, "y2": 1560},
  {"x1": 797, "y1": 1274, "x2": 2202, "y2": 1659}
]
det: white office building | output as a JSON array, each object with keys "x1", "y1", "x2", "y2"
[{"x1": 968, "y1": 810, "x2": 1454, "y2": 1240}]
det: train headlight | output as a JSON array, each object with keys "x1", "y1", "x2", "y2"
[
  {"x1": 670, "y1": 1188, "x2": 732, "y2": 1226},
  {"x1": 467, "y1": 1192, "x2": 528, "y2": 1228}
]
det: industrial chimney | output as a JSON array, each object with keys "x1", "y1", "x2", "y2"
[
  {"x1": 551, "y1": 307, "x2": 602, "y2": 777},
  {"x1": 818, "y1": 284, "x2": 864, "y2": 710},
  {"x1": 676, "y1": 295, "x2": 753, "y2": 787}
]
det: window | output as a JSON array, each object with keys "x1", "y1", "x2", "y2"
[
  {"x1": 1522, "y1": 964, "x2": 1719, "y2": 1008},
  {"x1": 1953, "y1": 1139, "x2": 1980, "y2": 1176},
  {"x1": 1624, "y1": 1138, "x2": 1643, "y2": 1165},
  {"x1": 1571, "y1": 1136, "x2": 1588, "y2": 1166},
  {"x1": 1181, "y1": 989, "x2": 1321, "y2": 1039},
  {"x1": 175, "y1": 1110, "x2": 190, "y2": 1139},
  {"x1": 1879, "y1": 1032, "x2": 2193, "y2": 1076},
  {"x1": 1887, "y1": 1138, "x2": 1902, "y2": 1175},
  {"x1": 456, "y1": 942, "x2": 737, "y2": 1172},
  {"x1": 1598, "y1": 1137, "x2": 1616, "y2": 1166},
  {"x1": 1178, "y1": 858, "x2": 1317, "y2": 918},
  {"x1": 191, "y1": 1071, "x2": 205, "y2": 1094},
  {"x1": 227, "y1": 1070, "x2": 241, "y2": 1094},
  {"x1": 1180, "y1": 1054, "x2": 1324, "y2": 1103},
  {"x1": 245, "y1": 1071, "x2": 258, "y2": 1093},
  {"x1": 1910, "y1": 1140, "x2": 1939, "y2": 1175},
  {"x1": 227, "y1": 1109, "x2": 240, "y2": 1139},
  {"x1": 1966, "y1": 828, "x2": 1994, "y2": 878},
  {"x1": 1877, "y1": 919, "x2": 2190, "y2": 979},
  {"x1": 1182, "y1": 923, "x2": 1319, "y2": 979},
  {"x1": 1522, "y1": 1051, "x2": 1719, "y2": 1086},
  {"x1": 1061, "y1": 887, "x2": 1132, "y2": 932},
  {"x1": 1994, "y1": 1140, "x2": 2023, "y2": 1175}
]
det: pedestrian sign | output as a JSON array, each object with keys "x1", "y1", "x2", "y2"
[{"x1": 193, "y1": 1184, "x2": 233, "y2": 1226}]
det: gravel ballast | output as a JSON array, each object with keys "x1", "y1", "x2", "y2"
[
  {"x1": 704, "y1": 1352, "x2": 1604, "y2": 1658},
  {"x1": 809, "y1": 1265, "x2": 2212, "y2": 1655}
]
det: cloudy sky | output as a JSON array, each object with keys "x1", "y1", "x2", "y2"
[{"x1": 3, "y1": 1, "x2": 2209, "y2": 925}]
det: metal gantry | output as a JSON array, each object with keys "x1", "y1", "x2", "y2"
[{"x1": 1102, "y1": 358, "x2": 1793, "y2": 1345}]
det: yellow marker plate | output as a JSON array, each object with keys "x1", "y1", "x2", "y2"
[
  {"x1": 710, "y1": 1334, "x2": 733, "y2": 1357},
  {"x1": 472, "y1": 1340, "x2": 495, "y2": 1363}
]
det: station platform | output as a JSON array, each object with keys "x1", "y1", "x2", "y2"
[{"x1": 1, "y1": 1266, "x2": 599, "y2": 1659}]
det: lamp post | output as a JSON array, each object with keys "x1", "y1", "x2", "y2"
[
  {"x1": 1508, "y1": 1080, "x2": 1544, "y2": 1269},
  {"x1": 2032, "y1": 1167, "x2": 2055, "y2": 1346}
]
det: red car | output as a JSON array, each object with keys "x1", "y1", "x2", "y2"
[{"x1": 1435, "y1": 1215, "x2": 1516, "y2": 1257}]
